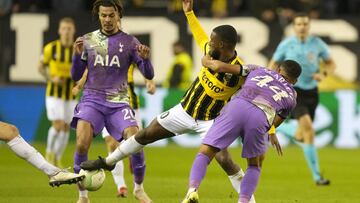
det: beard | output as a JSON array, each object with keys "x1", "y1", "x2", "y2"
[{"x1": 209, "y1": 49, "x2": 220, "y2": 60}]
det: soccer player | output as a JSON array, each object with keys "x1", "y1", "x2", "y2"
[
  {"x1": 81, "y1": 0, "x2": 255, "y2": 201},
  {"x1": 70, "y1": 0, "x2": 154, "y2": 203},
  {"x1": 0, "y1": 121, "x2": 84, "y2": 186},
  {"x1": 73, "y1": 63, "x2": 156, "y2": 198},
  {"x1": 182, "y1": 59, "x2": 301, "y2": 203},
  {"x1": 38, "y1": 17, "x2": 77, "y2": 167},
  {"x1": 268, "y1": 13, "x2": 336, "y2": 185}
]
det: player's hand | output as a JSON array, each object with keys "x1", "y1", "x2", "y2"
[
  {"x1": 72, "y1": 85, "x2": 82, "y2": 96},
  {"x1": 312, "y1": 73, "x2": 325, "y2": 82},
  {"x1": 145, "y1": 80, "x2": 156, "y2": 95},
  {"x1": 182, "y1": 0, "x2": 193, "y2": 13},
  {"x1": 201, "y1": 55, "x2": 220, "y2": 72},
  {"x1": 269, "y1": 133, "x2": 283, "y2": 156},
  {"x1": 74, "y1": 37, "x2": 84, "y2": 55},
  {"x1": 51, "y1": 76, "x2": 64, "y2": 85},
  {"x1": 137, "y1": 44, "x2": 151, "y2": 59}
]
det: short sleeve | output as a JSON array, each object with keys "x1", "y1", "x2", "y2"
[
  {"x1": 272, "y1": 39, "x2": 288, "y2": 62},
  {"x1": 41, "y1": 43, "x2": 52, "y2": 65},
  {"x1": 317, "y1": 37, "x2": 330, "y2": 60}
]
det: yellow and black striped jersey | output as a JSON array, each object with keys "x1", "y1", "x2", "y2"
[
  {"x1": 181, "y1": 11, "x2": 245, "y2": 120},
  {"x1": 41, "y1": 40, "x2": 76, "y2": 100},
  {"x1": 127, "y1": 64, "x2": 140, "y2": 109}
]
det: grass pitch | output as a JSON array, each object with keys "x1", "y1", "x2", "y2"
[{"x1": 0, "y1": 142, "x2": 359, "y2": 203}]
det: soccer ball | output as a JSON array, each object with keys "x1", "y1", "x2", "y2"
[{"x1": 79, "y1": 169, "x2": 106, "y2": 191}]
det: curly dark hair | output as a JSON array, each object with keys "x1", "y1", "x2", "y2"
[{"x1": 92, "y1": 0, "x2": 123, "y2": 19}]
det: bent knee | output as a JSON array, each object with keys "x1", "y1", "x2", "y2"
[{"x1": 1, "y1": 124, "x2": 19, "y2": 142}]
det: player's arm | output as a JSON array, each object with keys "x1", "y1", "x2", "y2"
[
  {"x1": 269, "y1": 115, "x2": 285, "y2": 156},
  {"x1": 313, "y1": 39, "x2": 336, "y2": 81},
  {"x1": 183, "y1": 0, "x2": 209, "y2": 51},
  {"x1": 268, "y1": 59, "x2": 280, "y2": 70},
  {"x1": 132, "y1": 44, "x2": 154, "y2": 80},
  {"x1": 201, "y1": 55, "x2": 241, "y2": 74},
  {"x1": 71, "y1": 37, "x2": 87, "y2": 82},
  {"x1": 38, "y1": 44, "x2": 51, "y2": 81},
  {"x1": 72, "y1": 69, "x2": 88, "y2": 96}
]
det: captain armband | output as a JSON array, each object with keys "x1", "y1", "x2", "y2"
[
  {"x1": 240, "y1": 64, "x2": 251, "y2": 76},
  {"x1": 268, "y1": 125, "x2": 276, "y2": 135}
]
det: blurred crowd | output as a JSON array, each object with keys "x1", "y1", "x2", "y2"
[{"x1": 0, "y1": 0, "x2": 359, "y2": 20}]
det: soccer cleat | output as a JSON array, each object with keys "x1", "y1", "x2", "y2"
[
  {"x1": 133, "y1": 187, "x2": 153, "y2": 203},
  {"x1": 182, "y1": 190, "x2": 199, "y2": 203},
  {"x1": 80, "y1": 156, "x2": 115, "y2": 171},
  {"x1": 117, "y1": 186, "x2": 128, "y2": 198},
  {"x1": 76, "y1": 197, "x2": 90, "y2": 203},
  {"x1": 49, "y1": 169, "x2": 85, "y2": 187},
  {"x1": 316, "y1": 177, "x2": 330, "y2": 186}
]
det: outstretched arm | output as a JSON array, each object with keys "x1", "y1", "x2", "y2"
[
  {"x1": 133, "y1": 44, "x2": 154, "y2": 80},
  {"x1": 183, "y1": 0, "x2": 209, "y2": 52},
  {"x1": 201, "y1": 55, "x2": 242, "y2": 75}
]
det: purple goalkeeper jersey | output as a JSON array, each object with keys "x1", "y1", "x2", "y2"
[
  {"x1": 71, "y1": 30, "x2": 154, "y2": 108},
  {"x1": 237, "y1": 65, "x2": 297, "y2": 120}
]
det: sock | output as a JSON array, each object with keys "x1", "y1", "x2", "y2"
[
  {"x1": 54, "y1": 131, "x2": 70, "y2": 160},
  {"x1": 106, "y1": 136, "x2": 144, "y2": 165},
  {"x1": 7, "y1": 135, "x2": 59, "y2": 176},
  {"x1": 302, "y1": 144, "x2": 321, "y2": 181},
  {"x1": 228, "y1": 169, "x2": 245, "y2": 193},
  {"x1": 276, "y1": 120, "x2": 298, "y2": 139},
  {"x1": 239, "y1": 166, "x2": 261, "y2": 203},
  {"x1": 46, "y1": 127, "x2": 59, "y2": 153},
  {"x1": 130, "y1": 150, "x2": 146, "y2": 185},
  {"x1": 79, "y1": 190, "x2": 88, "y2": 198},
  {"x1": 74, "y1": 151, "x2": 88, "y2": 174},
  {"x1": 111, "y1": 160, "x2": 127, "y2": 189},
  {"x1": 189, "y1": 153, "x2": 211, "y2": 189}
]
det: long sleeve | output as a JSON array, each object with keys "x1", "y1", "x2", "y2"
[
  {"x1": 185, "y1": 11, "x2": 209, "y2": 52},
  {"x1": 132, "y1": 50, "x2": 154, "y2": 80},
  {"x1": 71, "y1": 53, "x2": 87, "y2": 82}
]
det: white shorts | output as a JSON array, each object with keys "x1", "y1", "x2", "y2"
[
  {"x1": 157, "y1": 104, "x2": 214, "y2": 139},
  {"x1": 45, "y1": 97, "x2": 77, "y2": 124},
  {"x1": 102, "y1": 109, "x2": 142, "y2": 138}
]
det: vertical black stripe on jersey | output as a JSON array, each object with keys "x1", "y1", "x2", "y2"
[
  {"x1": 185, "y1": 85, "x2": 205, "y2": 116},
  {"x1": 60, "y1": 46, "x2": 66, "y2": 62},
  {"x1": 68, "y1": 47, "x2": 73, "y2": 63},
  {"x1": 49, "y1": 82, "x2": 55, "y2": 96},
  {"x1": 65, "y1": 78, "x2": 71, "y2": 100},
  {"x1": 209, "y1": 100, "x2": 225, "y2": 119},
  {"x1": 227, "y1": 60, "x2": 241, "y2": 87},
  {"x1": 51, "y1": 43, "x2": 56, "y2": 60},
  {"x1": 57, "y1": 83, "x2": 63, "y2": 99},
  {"x1": 128, "y1": 82, "x2": 138, "y2": 109},
  {"x1": 195, "y1": 95, "x2": 213, "y2": 120},
  {"x1": 216, "y1": 72, "x2": 225, "y2": 82},
  {"x1": 181, "y1": 78, "x2": 198, "y2": 107}
]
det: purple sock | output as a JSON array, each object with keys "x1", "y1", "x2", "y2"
[
  {"x1": 74, "y1": 151, "x2": 88, "y2": 174},
  {"x1": 189, "y1": 153, "x2": 210, "y2": 189},
  {"x1": 239, "y1": 166, "x2": 261, "y2": 202},
  {"x1": 130, "y1": 150, "x2": 146, "y2": 184}
]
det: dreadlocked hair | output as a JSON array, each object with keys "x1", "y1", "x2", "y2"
[{"x1": 92, "y1": 0, "x2": 123, "y2": 19}]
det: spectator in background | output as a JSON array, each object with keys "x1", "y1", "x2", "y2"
[
  {"x1": 278, "y1": 0, "x2": 320, "y2": 26},
  {"x1": 163, "y1": 41, "x2": 193, "y2": 90},
  {"x1": 249, "y1": 0, "x2": 278, "y2": 22},
  {"x1": 193, "y1": 0, "x2": 211, "y2": 16},
  {"x1": 51, "y1": 0, "x2": 85, "y2": 13},
  {"x1": 12, "y1": 0, "x2": 50, "y2": 13},
  {"x1": 211, "y1": 0, "x2": 228, "y2": 18},
  {"x1": 168, "y1": 0, "x2": 182, "y2": 13},
  {"x1": 0, "y1": 0, "x2": 12, "y2": 17}
]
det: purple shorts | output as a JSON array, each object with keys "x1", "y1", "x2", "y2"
[
  {"x1": 202, "y1": 98, "x2": 270, "y2": 158},
  {"x1": 71, "y1": 101, "x2": 138, "y2": 141}
]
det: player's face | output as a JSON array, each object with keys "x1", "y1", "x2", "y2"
[
  {"x1": 99, "y1": 6, "x2": 119, "y2": 34},
  {"x1": 293, "y1": 17, "x2": 310, "y2": 39},
  {"x1": 209, "y1": 32, "x2": 222, "y2": 60},
  {"x1": 278, "y1": 66, "x2": 297, "y2": 85},
  {"x1": 58, "y1": 21, "x2": 75, "y2": 40}
]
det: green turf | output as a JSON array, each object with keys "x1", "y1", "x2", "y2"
[{"x1": 0, "y1": 142, "x2": 359, "y2": 203}]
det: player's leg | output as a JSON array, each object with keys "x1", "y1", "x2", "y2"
[
  {"x1": 239, "y1": 155, "x2": 264, "y2": 203},
  {"x1": 102, "y1": 128, "x2": 128, "y2": 198},
  {"x1": 52, "y1": 120, "x2": 67, "y2": 167},
  {"x1": 0, "y1": 122, "x2": 84, "y2": 186},
  {"x1": 182, "y1": 144, "x2": 219, "y2": 203},
  {"x1": 45, "y1": 97, "x2": 63, "y2": 164}
]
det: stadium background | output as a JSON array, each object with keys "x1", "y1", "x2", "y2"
[{"x1": 1, "y1": 1, "x2": 360, "y2": 148}]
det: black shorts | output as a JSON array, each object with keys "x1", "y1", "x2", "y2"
[{"x1": 290, "y1": 87, "x2": 319, "y2": 120}]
